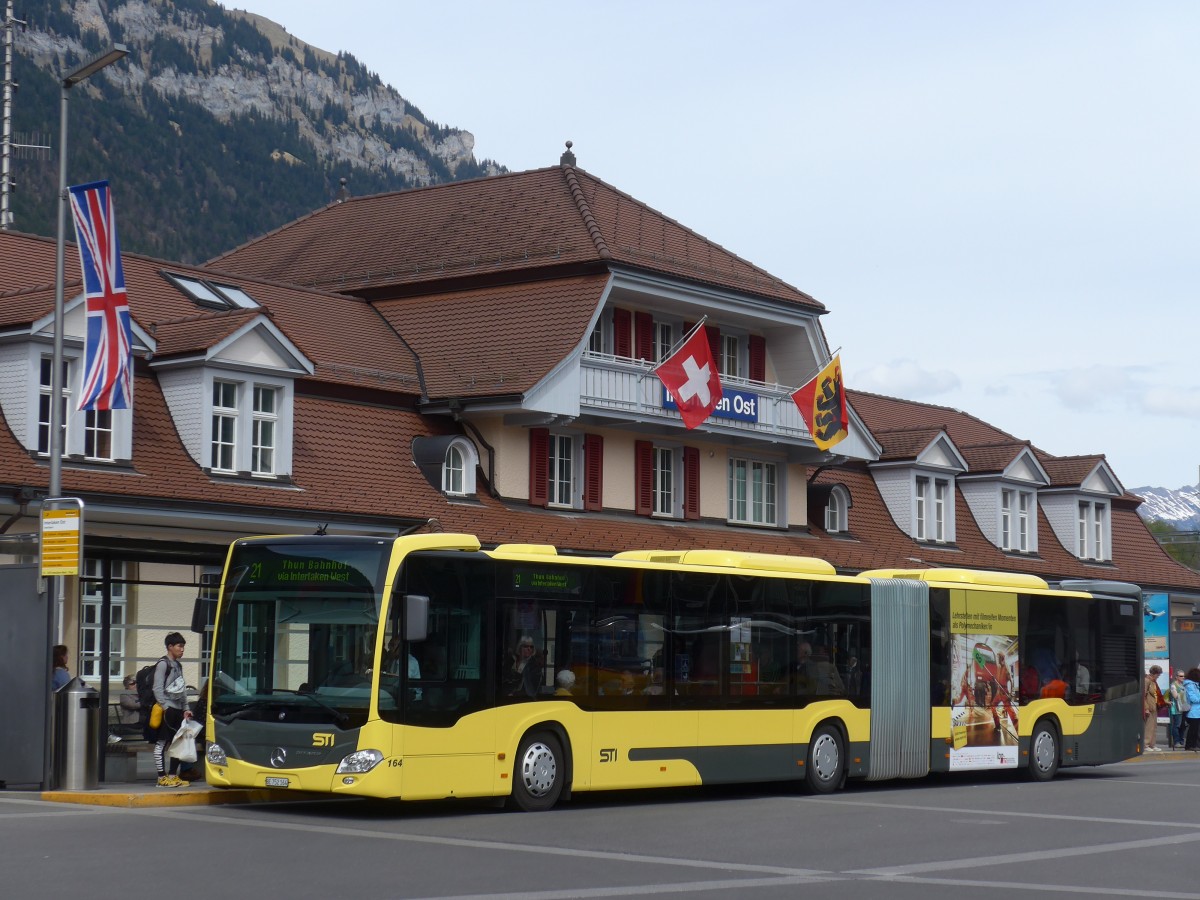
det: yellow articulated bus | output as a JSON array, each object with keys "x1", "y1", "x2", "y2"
[{"x1": 202, "y1": 533, "x2": 1144, "y2": 810}]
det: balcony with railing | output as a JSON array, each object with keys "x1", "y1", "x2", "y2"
[{"x1": 580, "y1": 351, "x2": 814, "y2": 443}]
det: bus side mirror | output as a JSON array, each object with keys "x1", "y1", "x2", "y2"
[
  {"x1": 191, "y1": 572, "x2": 221, "y2": 635},
  {"x1": 405, "y1": 594, "x2": 429, "y2": 642}
]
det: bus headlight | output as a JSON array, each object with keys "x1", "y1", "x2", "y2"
[
  {"x1": 206, "y1": 742, "x2": 228, "y2": 766},
  {"x1": 336, "y1": 749, "x2": 383, "y2": 774}
]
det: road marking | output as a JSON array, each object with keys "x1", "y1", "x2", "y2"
[
  {"x1": 801, "y1": 796, "x2": 1200, "y2": 829},
  {"x1": 846, "y1": 830, "x2": 1200, "y2": 877},
  {"x1": 878, "y1": 874, "x2": 1200, "y2": 899},
  {"x1": 404, "y1": 875, "x2": 836, "y2": 900}
]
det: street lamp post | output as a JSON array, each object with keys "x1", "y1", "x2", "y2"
[{"x1": 45, "y1": 43, "x2": 127, "y2": 790}]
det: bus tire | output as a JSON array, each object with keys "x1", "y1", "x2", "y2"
[
  {"x1": 510, "y1": 731, "x2": 564, "y2": 812},
  {"x1": 804, "y1": 724, "x2": 844, "y2": 794},
  {"x1": 1027, "y1": 720, "x2": 1060, "y2": 782}
]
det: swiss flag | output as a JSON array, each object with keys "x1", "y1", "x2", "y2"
[{"x1": 656, "y1": 325, "x2": 723, "y2": 429}]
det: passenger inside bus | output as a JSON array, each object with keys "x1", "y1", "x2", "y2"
[{"x1": 505, "y1": 636, "x2": 543, "y2": 698}]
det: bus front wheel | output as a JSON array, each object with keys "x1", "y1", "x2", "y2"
[
  {"x1": 804, "y1": 724, "x2": 844, "y2": 794},
  {"x1": 1027, "y1": 720, "x2": 1060, "y2": 782},
  {"x1": 511, "y1": 731, "x2": 564, "y2": 812}
]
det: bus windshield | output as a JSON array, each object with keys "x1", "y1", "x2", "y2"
[{"x1": 210, "y1": 538, "x2": 391, "y2": 729}]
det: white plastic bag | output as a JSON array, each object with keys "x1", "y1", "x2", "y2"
[{"x1": 168, "y1": 717, "x2": 202, "y2": 763}]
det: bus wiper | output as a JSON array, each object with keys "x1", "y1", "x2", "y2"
[
  {"x1": 278, "y1": 688, "x2": 350, "y2": 726},
  {"x1": 215, "y1": 689, "x2": 349, "y2": 726}
]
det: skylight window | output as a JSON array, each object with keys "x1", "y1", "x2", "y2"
[
  {"x1": 164, "y1": 272, "x2": 260, "y2": 310},
  {"x1": 209, "y1": 283, "x2": 260, "y2": 309}
]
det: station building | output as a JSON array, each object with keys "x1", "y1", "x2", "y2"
[{"x1": 2, "y1": 146, "x2": 1197, "y2": 700}]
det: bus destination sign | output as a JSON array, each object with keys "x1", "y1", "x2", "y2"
[{"x1": 511, "y1": 567, "x2": 581, "y2": 595}]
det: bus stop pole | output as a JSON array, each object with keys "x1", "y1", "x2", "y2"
[{"x1": 97, "y1": 557, "x2": 111, "y2": 782}]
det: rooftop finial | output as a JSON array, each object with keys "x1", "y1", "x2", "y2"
[
  {"x1": 560, "y1": 140, "x2": 576, "y2": 166},
  {"x1": 335, "y1": 176, "x2": 349, "y2": 203}
]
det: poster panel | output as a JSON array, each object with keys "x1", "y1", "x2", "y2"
[{"x1": 949, "y1": 590, "x2": 1020, "y2": 770}]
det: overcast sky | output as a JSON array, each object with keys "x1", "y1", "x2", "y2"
[{"x1": 228, "y1": 1, "x2": 1199, "y2": 490}]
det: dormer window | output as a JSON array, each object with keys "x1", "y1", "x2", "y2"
[
  {"x1": 442, "y1": 437, "x2": 478, "y2": 496},
  {"x1": 824, "y1": 485, "x2": 850, "y2": 533},
  {"x1": 203, "y1": 375, "x2": 290, "y2": 478},
  {"x1": 915, "y1": 475, "x2": 951, "y2": 542},
  {"x1": 35, "y1": 353, "x2": 132, "y2": 463},
  {"x1": 1078, "y1": 500, "x2": 1109, "y2": 561},
  {"x1": 1001, "y1": 488, "x2": 1035, "y2": 552}
]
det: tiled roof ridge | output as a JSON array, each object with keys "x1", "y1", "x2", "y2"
[
  {"x1": 0, "y1": 280, "x2": 77, "y2": 299},
  {"x1": 560, "y1": 165, "x2": 611, "y2": 260},
  {"x1": 571, "y1": 168, "x2": 823, "y2": 308},
  {"x1": 847, "y1": 388, "x2": 1024, "y2": 442},
  {"x1": 151, "y1": 306, "x2": 265, "y2": 328},
  {"x1": 959, "y1": 437, "x2": 1032, "y2": 450},
  {"x1": 205, "y1": 168, "x2": 562, "y2": 268},
  {"x1": 870, "y1": 424, "x2": 947, "y2": 436}
]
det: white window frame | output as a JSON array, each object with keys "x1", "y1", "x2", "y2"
[
  {"x1": 1001, "y1": 489, "x2": 1013, "y2": 549},
  {"x1": 547, "y1": 432, "x2": 577, "y2": 509},
  {"x1": 442, "y1": 437, "x2": 479, "y2": 497},
  {"x1": 1018, "y1": 491, "x2": 1031, "y2": 552},
  {"x1": 587, "y1": 311, "x2": 610, "y2": 355},
  {"x1": 84, "y1": 409, "x2": 113, "y2": 461},
  {"x1": 1000, "y1": 487, "x2": 1034, "y2": 552},
  {"x1": 653, "y1": 321, "x2": 673, "y2": 364},
  {"x1": 1077, "y1": 500, "x2": 1109, "y2": 561},
  {"x1": 719, "y1": 333, "x2": 741, "y2": 379},
  {"x1": 203, "y1": 372, "x2": 294, "y2": 477},
  {"x1": 727, "y1": 455, "x2": 779, "y2": 527},
  {"x1": 33, "y1": 349, "x2": 132, "y2": 462},
  {"x1": 652, "y1": 445, "x2": 677, "y2": 517},
  {"x1": 79, "y1": 559, "x2": 128, "y2": 681},
  {"x1": 251, "y1": 384, "x2": 278, "y2": 476},
  {"x1": 211, "y1": 379, "x2": 239, "y2": 472},
  {"x1": 825, "y1": 485, "x2": 849, "y2": 533},
  {"x1": 914, "y1": 473, "x2": 952, "y2": 543}
]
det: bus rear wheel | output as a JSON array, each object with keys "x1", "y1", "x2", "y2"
[
  {"x1": 510, "y1": 731, "x2": 564, "y2": 811},
  {"x1": 1027, "y1": 720, "x2": 1060, "y2": 782},
  {"x1": 804, "y1": 724, "x2": 844, "y2": 794}
]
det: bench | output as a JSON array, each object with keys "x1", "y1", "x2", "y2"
[{"x1": 104, "y1": 740, "x2": 151, "y2": 782}]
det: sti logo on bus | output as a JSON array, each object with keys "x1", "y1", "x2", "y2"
[
  {"x1": 312, "y1": 733, "x2": 335, "y2": 747},
  {"x1": 599, "y1": 748, "x2": 618, "y2": 763}
]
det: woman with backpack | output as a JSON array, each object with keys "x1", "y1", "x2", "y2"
[
  {"x1": 1169, "y1": 670, "x2": 1190, "y2": 750},
  {"x1": 1183, "y1": 669, "x2": 1200, "y2": 752}
]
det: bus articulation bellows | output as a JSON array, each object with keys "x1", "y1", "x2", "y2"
[{"x1": 202, "y1": 534, "x2": 1144, "y2": 810}]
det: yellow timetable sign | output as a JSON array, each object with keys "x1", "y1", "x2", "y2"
[{"x1": 41, "y1": 507, "x2": 81, "y2": 576}]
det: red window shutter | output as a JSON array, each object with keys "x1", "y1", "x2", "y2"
[
  {"x1": 583, "y1": 434, "x2": 604, "y2": 511},
  {"x1": 528, "y1": 428, "x2": 549, "y2": 508},
  {"x1": 683, "y1": 446, "x2": 700, "y2": 520},
  {"x1": 635, "y1": 440, "x2": 653, "y2": 517},
  {"x1": 613, "y1": 308, "x2": 632, "y2": 358},
  {"x1": 749, "y1": 334, "x2": 765, "y2": 383},
  {"x1": 635, "y1": 311, "x2": 654, "y2": 362},
  {"x1": 707, "y1": 326, "x2": 721, "y2": 366}
]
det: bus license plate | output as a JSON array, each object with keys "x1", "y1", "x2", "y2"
[{"x1": 265, "y1": 777, "x2": 289, "y2": 788}]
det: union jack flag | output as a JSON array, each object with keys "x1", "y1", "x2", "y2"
[{"x1": 68, "y1": 180, "x2": 133, "y2": 411}]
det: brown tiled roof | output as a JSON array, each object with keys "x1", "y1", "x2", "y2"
[
  {"x1": 958, "y1": 441, "x2": 1034, "y2": 476},
  {"x1": 209, "y1": 167, "x2": 824, "y2": 311},
  {"x1": 849, "y1": 389, "x2": 1019, "y2": 447},
  {"x1": 871, "y1": 427, "x2": 945, "y2": 462},
  {"x1": 375, "y1": 274, "x2": 608, "y2": 400},
  {"x1": 0, "y1": 231, "x2": 418, "y2": 393},
  {"x1": 1035, "y1": 451, "x2": 1110, "y2": 489},
  {"x1": 153, "y1": 309, "x2": 263, "y2": 358}
]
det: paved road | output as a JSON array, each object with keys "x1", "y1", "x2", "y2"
[{"x1": 3, "y1": 756, "x2": 1197, "y2": 899}]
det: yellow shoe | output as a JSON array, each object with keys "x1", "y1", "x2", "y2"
[{"x1": 157, "y1": 775, "x2": 173, "y2": 787}]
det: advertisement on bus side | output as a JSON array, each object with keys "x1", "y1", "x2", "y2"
[{"x1": 949, "y1": 590, "x2": 1019, "y2": 770}]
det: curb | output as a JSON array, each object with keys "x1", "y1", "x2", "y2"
[{"x1": 37, "y1": 786, "x2": 319, "y2": 808}]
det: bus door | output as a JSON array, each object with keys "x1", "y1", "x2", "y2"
[{"x1": 382, "y1": 555, "x2": 494, "y2": 801}]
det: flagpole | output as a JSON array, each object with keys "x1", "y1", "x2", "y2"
[
  {"x1": 786, "y1": 346, "x2": 842, "y2": 395},
  {"x1": 45, "y1": 42, "x2": 127, "y2": 792},
  {"x1": 651, "y1": 315, "x2": 708, "y2": 373}
]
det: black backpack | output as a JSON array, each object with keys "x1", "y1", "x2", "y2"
[{"x1": 135, "y1": 658, "x2": 165, "y2": 740}]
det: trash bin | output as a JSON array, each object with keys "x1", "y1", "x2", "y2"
[{"x1": 52, "y1": 677, "x2": 99, "y2": 791}]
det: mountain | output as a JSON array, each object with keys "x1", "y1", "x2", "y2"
[
  {"x1": 6, "y1": 0, "x2": 504, "y2": 264},
  {"x1": 1132, "y1": 484, "x2": 1200, "y2": 529}
]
